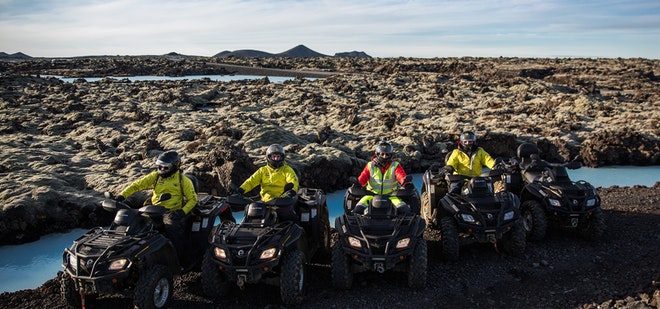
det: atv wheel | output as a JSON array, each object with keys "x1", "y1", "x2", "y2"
[
  {"x1": 280, "y1": 248, "x2": 305, "y2": 305},
  {"x1": 331, "y1": 240, "x2": 353, "y2": 289},
  {"x1": 521, "y1": 200, "x2": 547, "y2": 241},
  {"x1": 201, "y1": 248, "x2": 231, "y2": 298},
  {"x1": 421, "y1": 192, "x2": 435, "y2": 228},
  {"x1": 407, "y1": 238, "x2": 428, "y2": 288},
  {"x1": 134, "y1": 264, "x2": 172, "y2": 309},
  {"x1": 440, "y1": 217, "x2": 460, "y2": 261},
  {"x1": 60, "y1": 273, "x2": 82, "y2": 308},
  {"x1": 579, "y1": 208, "x2": 606, "y2": 241},
  {"x1": 502, "y1": 219, "x2": 526, "y2": 256}
]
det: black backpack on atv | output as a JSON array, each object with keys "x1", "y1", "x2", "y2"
[
  {"x1": 332, "y1": 176, "x2": 427, "y2": 290},
  {"x1": 201, "y1": 184, "x2": 331, "y2": 306},
  {"x1": 60, "y1": 187, "x2": 233, "y2": 309},
  {"x1": 510, "y1": 143, "x2": 605, "y2": 241}
]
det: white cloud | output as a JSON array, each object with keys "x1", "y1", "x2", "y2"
[{"x1": 0, "y1": 0, "x2": 658, "y2": 58}]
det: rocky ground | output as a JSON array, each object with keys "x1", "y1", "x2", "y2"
[
  {"x1": 0, "y1": 56, "x2": 658, "y2": 308},
  {"x1": 1, "y1": 184, "x2": 658, "y2": 308}
]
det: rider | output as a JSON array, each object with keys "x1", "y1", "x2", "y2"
[
  {"x1": 236, "y1": 144, "x2": 299, "y2": 222},
  {"x1": 115, "y1": 150, "x2": 197, "y2": 263},
  {"x1": 444, "y1": 131, "x2": 496, "y2": 195},
  {"x1": 353, "y1": 141, "x2": 413, "y2": 215}
]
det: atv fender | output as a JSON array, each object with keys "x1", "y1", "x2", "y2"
[
  {"x1": 520, "y1": 183, "x2": 546, "y2": 203},
  {"x1": 137, "y1": 235, "x2": 179, "y2": 274}
]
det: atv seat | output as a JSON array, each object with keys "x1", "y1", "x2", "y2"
[
  {"x1": 368, "y1": 195, "x2": 396, "y2": 218},
  {"x1": 517, "y1": 143, "x2": 541, "y2": 170}
]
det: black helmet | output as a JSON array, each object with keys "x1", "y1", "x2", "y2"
[
  {"x1": 459, "y1": 131, "x2": 477, "y2": 152},
  {"x1": 266, "y1": 144, "x2": 285, "y2": 168},
  {"x1": 156, "y1": 150, "x2": 181, "y2": 177},
  {"x1": 374, "y1": 141, "x2": 393, "y2": 167}
]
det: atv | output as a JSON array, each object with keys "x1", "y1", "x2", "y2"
[
  {"x1": 332, "y1": 176, "x2": 427, "y2": 289},
  {"x1": 201, "y1": 184, "x2": 331, "y2": 306},
  {"x1": 508, "y1": 143, "x2": 606, "y2": 241},
  {"x1": 421, "y1": 165, "x2": 526, "y2": 261},
  {"x1": 60, "y1": 190, "x2": 233, "y2": 309}
]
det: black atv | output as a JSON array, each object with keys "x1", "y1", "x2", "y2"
[
  {"x1": 60, "y1": 192, "x2": 232, "y2": 309},
  {"x1": 201, "y1": 184, "x2": 331, "y2": 306},
  {"x1": 332, "y1": 176, "x2": 427, "y2": 289},
  {"x1": 508, "y1": 143, "x2": 606, "y2": 241},
  {"x1": 421, "y1": 165, "x2": 526, "y2": 261}
]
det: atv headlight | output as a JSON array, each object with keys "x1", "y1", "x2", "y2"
[
  {"x1": 260, "y1": 248, "x2": 277, "y2": 260},
  {"x1": 108, "y1": 258, "x2": 128, "y2": 271},
  {"x1": 586, "y1": 199, "x2": 596, "y2": 207},
  {"x1": 214, "y1": 247, "x2": 227, "y2": 259},
  {"x1": 460, "y1": 214, "x2": 475, "y2": 223},
  {"x1": 503, "y1": 211, "x2": 515, "y2": 221},
  {"x1": 68, "y1": 254, "x2": 78, "y2": 269},
  {"x1": 396, "y1": 238, "x2": 410, "y2": 249},
  {"x1": 348, "y1": 236, "x2": 362, "y2": 248},
  {"x1": 548, "y1": 199, "x2": 561, "y2": 207}
]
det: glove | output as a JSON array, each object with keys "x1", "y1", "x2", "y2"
[
  {"x1": 234, "y1": 187, "x2": 245, "y2": 195},
  {"x1": 404, "y1": 182, "x2": 414, "y2": 190},
  {"x1": 115, "y1": 195, "x2": 125, "y2": 202},
  {"x1": 286, "y1": 190, "x2": 296, "y2": 198},
  {"x1": 170, "y1": 209, "x2": 185, "y2": 220}
]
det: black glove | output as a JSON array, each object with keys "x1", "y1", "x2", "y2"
[
  {"x1": 286, "y1": 190, "x2": 297, "y2": 198},
  {"x1": 170, "y1": 209, "x2": 185, "y2": 220},
  {"x1": 115, "y1": 195, "x2": 125, "y2": 202},
  {"x1": 234, "y1": 187, "x2": 245, "y2": 195},
  {"x1": 404, "y1": 182, "x2": 414, "y2": 190}
]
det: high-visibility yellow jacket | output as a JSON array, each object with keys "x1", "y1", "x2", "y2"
[
  {"x1": 240, "y1": 163, "x2": 299, "y2": 202},
  {"x1": 446, "y1": 147, "x2": 496, "y2": 177},
  {"x1": 119, "y1": 170, "x2": 197, "y2": 214}
]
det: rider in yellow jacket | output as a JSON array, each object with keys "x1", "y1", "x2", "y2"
[
  {"x1": 238, "y1": 144, "x2": 299, "y2": 221},
  {"x1": 116, "y1": 150, "x2": 197, "y2": 264},
  {"x1": 445, "y1": 131, "x2": 496, "y2": 195}
]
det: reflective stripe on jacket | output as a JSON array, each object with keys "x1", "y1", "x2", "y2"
[{"x1": 366, "y1": 161, "x2": 400, "y2": 194}]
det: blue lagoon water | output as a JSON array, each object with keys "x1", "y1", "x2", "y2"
[{"x1": 1, "y1": 166, "x2": 658, "y2": 293}]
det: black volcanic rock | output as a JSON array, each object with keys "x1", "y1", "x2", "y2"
[{"x1": 334, "y1": 51, "x2": 371, "y2": 58}]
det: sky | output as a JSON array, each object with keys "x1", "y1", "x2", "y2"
[{"x1": 1, "y1": 0, "x2": 659, "y2": 59}]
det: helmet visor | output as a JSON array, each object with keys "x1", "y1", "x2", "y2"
[{"x1": 157, "y1": 162, "x2": 173, "y2": 173}]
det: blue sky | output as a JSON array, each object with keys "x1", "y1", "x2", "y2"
[{"x1": 1, "y1": 0, "x2": 658, "y2": 58}]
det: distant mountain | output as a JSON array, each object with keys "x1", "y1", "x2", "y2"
[
  {"x1": 214, "y1": 49, "x2": 275, "y2": 58},
  {"x1": 213, "y1": 44, "x2": 370, "y2": 58},
  {"x1": 334, "y1": 51, "x2": 371, "y2": 58},
  {"x1": 0, "y1": 52, "x2": 32, "y2": 59}
]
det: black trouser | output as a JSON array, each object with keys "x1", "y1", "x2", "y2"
[{"x1": 163, "y1": 212, "x2": 185, "y2": 264}]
